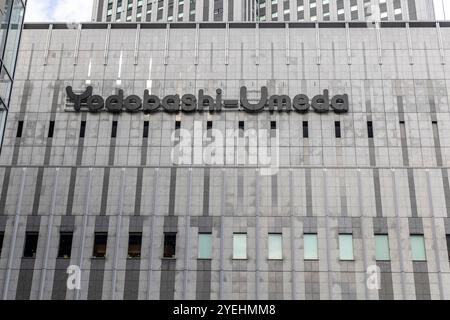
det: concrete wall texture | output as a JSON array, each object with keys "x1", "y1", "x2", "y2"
[{"x1": 1, "y1": 21, "x2": 450, "y2": 300}]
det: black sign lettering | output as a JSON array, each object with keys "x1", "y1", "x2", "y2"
[{"x1": 66, "y1": 86, "x2": 349, "y2": 114}]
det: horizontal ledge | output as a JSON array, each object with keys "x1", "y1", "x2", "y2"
[{"x1": 23, "y1": 20, "x2": 450, "y2": 30}]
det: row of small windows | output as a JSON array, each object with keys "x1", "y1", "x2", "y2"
[
  {"x1": 105, "y1": 0, "x2": 405, "y2": 22},
  {"x1": 7, "y1": 231, "x2": 450, "y2": 263},
  {"x1": 14, "y1": 120, "x2": 438, "y2": 140}
]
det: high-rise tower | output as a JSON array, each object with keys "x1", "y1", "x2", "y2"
[{"x1": 92, "y1": 0, "x2": 436, "y2": 23}]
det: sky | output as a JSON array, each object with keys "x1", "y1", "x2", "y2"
[
  {"x1": 25, "y1": 0, "x2": 94, "y2": 22},
  {"x1": 24, "y1": 0, "x2": 450, "y2": 22}
]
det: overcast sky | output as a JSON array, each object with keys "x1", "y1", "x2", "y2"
[
  {"x1": 24, "y1": 0, "x2": 450, "y2": 22},
  {"x1": 25, "y1": 0, "x2": 94, "y2": 22}
]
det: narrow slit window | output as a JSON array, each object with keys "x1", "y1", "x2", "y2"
[
  {"x1": 80, "y1": 121, "x2": 86, "y2": 138},
  {"x1": 270, "y1": 121, "x2": 276, "y2": 137},
  {"x1": 128, "y1": 233, "x2": 142, "y2": 258},
  {"x1": 239, "y1": 121, "x2": 245, "y2": 138},
  {"x1": 48, "y1": 121, "x2": 55, "y2": 138},
  {"x1": 57, "y1": 232, "x2": 73, "y2": 258},
  {"x1": 23, "y1": 232, "x2": 39, "y2": 258},
  {"x1": 335, "y1": 121, "x2": 341, "y2": 138},
  {"x1": 111, "y1": 121, "x2": 118, "y2": 138},
  {"x1": 16, "y1": 120, "x2": 23, "y2": 138},
  {"x1": 446, "y1": 234, "x2": 450, "y2": 261},
  {"x1": 143, "y1": 121, "x2": 149, "y2": 138},
  {"x1": 367, "y1": 121, "x2": 373, "y2": 138},
  {"x1": 93, "y1": 232, "x2": 108, "y2": 258},
  {"x1": 0, "y1": 232, "x2": 4, "y2": 257},
  {"x1": 303, "y1": 121, "x2": 309, "y2": 138},
  {"x1": 207, "y1": 121, "x2": 213, "y2": 138}
]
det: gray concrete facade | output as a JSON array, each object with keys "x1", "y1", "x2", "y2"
[{"x1": 0, "y1": 21, "x2": 450, "y2": 300}]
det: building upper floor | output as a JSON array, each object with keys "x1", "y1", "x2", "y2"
[{"x1": 91, "y1": 0, "x2": 437, "y2": 23}]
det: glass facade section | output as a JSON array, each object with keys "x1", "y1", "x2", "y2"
[{"x1": 0, "y1": 0, "x2": 25, "y2": 152}]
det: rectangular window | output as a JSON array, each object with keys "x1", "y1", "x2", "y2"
[
  {"x1": 303, "y1": 121, "x2": 309, "y2": 138},
  {"x1": 128, "y1": 233, "x2": 142, "y2": 258},
  {"x1": 410, "y1": 235, "x2": 426, "y2": 261},
  {"x1": 16, "y1": 120, "x2": 23, "y2": 138},
  {"x1": 198, "y1": 233, "x2": 212, "y2": 259},
  {"x1": 233, "y1": 233, "x2": 247, "y2": 259},
  {"x1": 80, "y1": 121, "x2": 86, "y2": 138},
  {"x1": 268, "y1": 233, "x2": 283, "y2": 260},
  {"x1": 23, "y1": 232, "x2": 39, "y2": 258},
  {"x1": 143, "y1": 121, "x2": 149, "y2": 138},
  {"x1": 111, "y1": 121, "x2": 118, "y2": 138},
  {"x1": 304, "y1": 233, "x2": 318, "y2": 260},
  {"x1": 48, "y1": 121, "x2": 55, "y2": 138},
  {"x1": 93, "y1": 232, "x2": 108, "y2": 258},
  {"x1": 367, "y1": 121, "x2": 373, "y2": 138},
  {"x1": 57, "y1": 232, "x2": 73, "y2": 258},
  {"x1": 0, "y1": 232, "x2": 4, "y2": 257},
  {"x1": 375, "y1": 234, "x2": 390, "y2": 261},
  {"x1": 207, "y1": 121, "x2": 213, "y2": 138},
  {"x1": 339, "y1": 234, "x2": 354, "y2": 260},
  {"x1": 271, "y1": 121, "x2": 276, "y2": 130},
  {"x1": 335, "y1": 121, "x2": 341, "y2": 138},
  {"x1": 163, "y1": 232, "x2": 177, "y2": 258},
  {"x1": 446, "y1": 235, "x2": 450, "y2": 261},
  {"x1": 239, "y1": 121, "x2": 245, "y2": 138},
  {"x1": 175, "y1": 120, "x2": 181, "y2": 130}
]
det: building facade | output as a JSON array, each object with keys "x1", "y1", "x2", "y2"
[
  {"x1": 0, "y1": 0, "x2": 26, "y2": 151},
  {"x1": 91, "y1": 0, "x2": 436, "y2": 23},
  {"x1": 1, "y1": 20, "x2": 450, "y2": 300}
]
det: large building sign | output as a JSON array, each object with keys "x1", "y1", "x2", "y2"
[{"x1": 66, "y1": 86, "x2": 349, "y2": 114}]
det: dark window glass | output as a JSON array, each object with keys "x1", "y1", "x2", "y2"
[
  {"x1": 207, "y1": 121, "x2": 213, "y2": 138},
  {"x1": 143, "y1": 121, "x2": 149, "y2": 138},
  {"x1": 57, "y1": 232, "x2": 73, "y2": 258},
  {"x1": 271, "y1": 121, "x2": 276, "y2": 130},
  {"x1": 16, "y1": 120, "x2": 23, "y2": 138},
  {"x1": 23, "y1": 232, "x2": 39, "y2": 258},
  {"x1": 175, "y1": 121, "x2": 181, "y2": 130},
  {"x1": 0, "y1": 232, "x2": 4, "y2": 257},
  {"x1": 48, "y1": 121, "x2": 55, "y2": 138},
  {"x1": 335, "y1": 121, "x2": 341, "y2": 138},
  {"x1": 446, "y1": 235, "x2": 450, "y2": 261},
  {"x1": 367, "y1": 121, "x2": 373, "y2": 138},
  {"x1": 111, "y1": 121, "x2": 118, "y2": 138},
  {"x1": 80, "y1": 121, "x2": 86, "y2": 138},
  {"x1": 93, "y1": 232, "x2": 108, "y2": 258},
  {"x1": 239, "y1": 121, "x2": 244, "y2": 138},
  {"x1": 303, "y1": 121, "x2": 309, "y2": 138},
  {"x1": 128, "y1": 233, "x2": 142, "y2": 258},
  {"x1": 163, "y1": 233, "x2": 176, "y2": 258}
]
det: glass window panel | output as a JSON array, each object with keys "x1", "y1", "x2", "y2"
[
  {"x1": 304, "y1": 234, "x2": 318, "y2": 260},
  {"x1": 198, "y1": 233, "x2": 212, "y2": 259},
  {"x1": 339, "y1": 234, "x2": 354, "y2": 260},
  {"x1": 375, "y1": 234, "x2": 390, "y2": 261},
  {"x1": 0, "y1": 65, "x2": 12, "y2": 104},
  {"x1": 233, "y1": 233, "x2": 247, "y2": 259},
  {"x1": 268, "y1": 233, "x2": 282, "y2": 260},
  {"x1": 410, "y1": 235, "x2": 426, "y2": 261},
  {"x1": 2, "y1": 0, "x2": 24, "y2": 73}
]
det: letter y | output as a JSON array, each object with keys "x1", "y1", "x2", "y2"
[{"x1": 66, "y1": 86, "x2": 93, "y2": 111}]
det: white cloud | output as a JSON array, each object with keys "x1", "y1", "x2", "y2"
[{"x1": 25, "y1": 0, "x2": 94, "y2": 22}]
